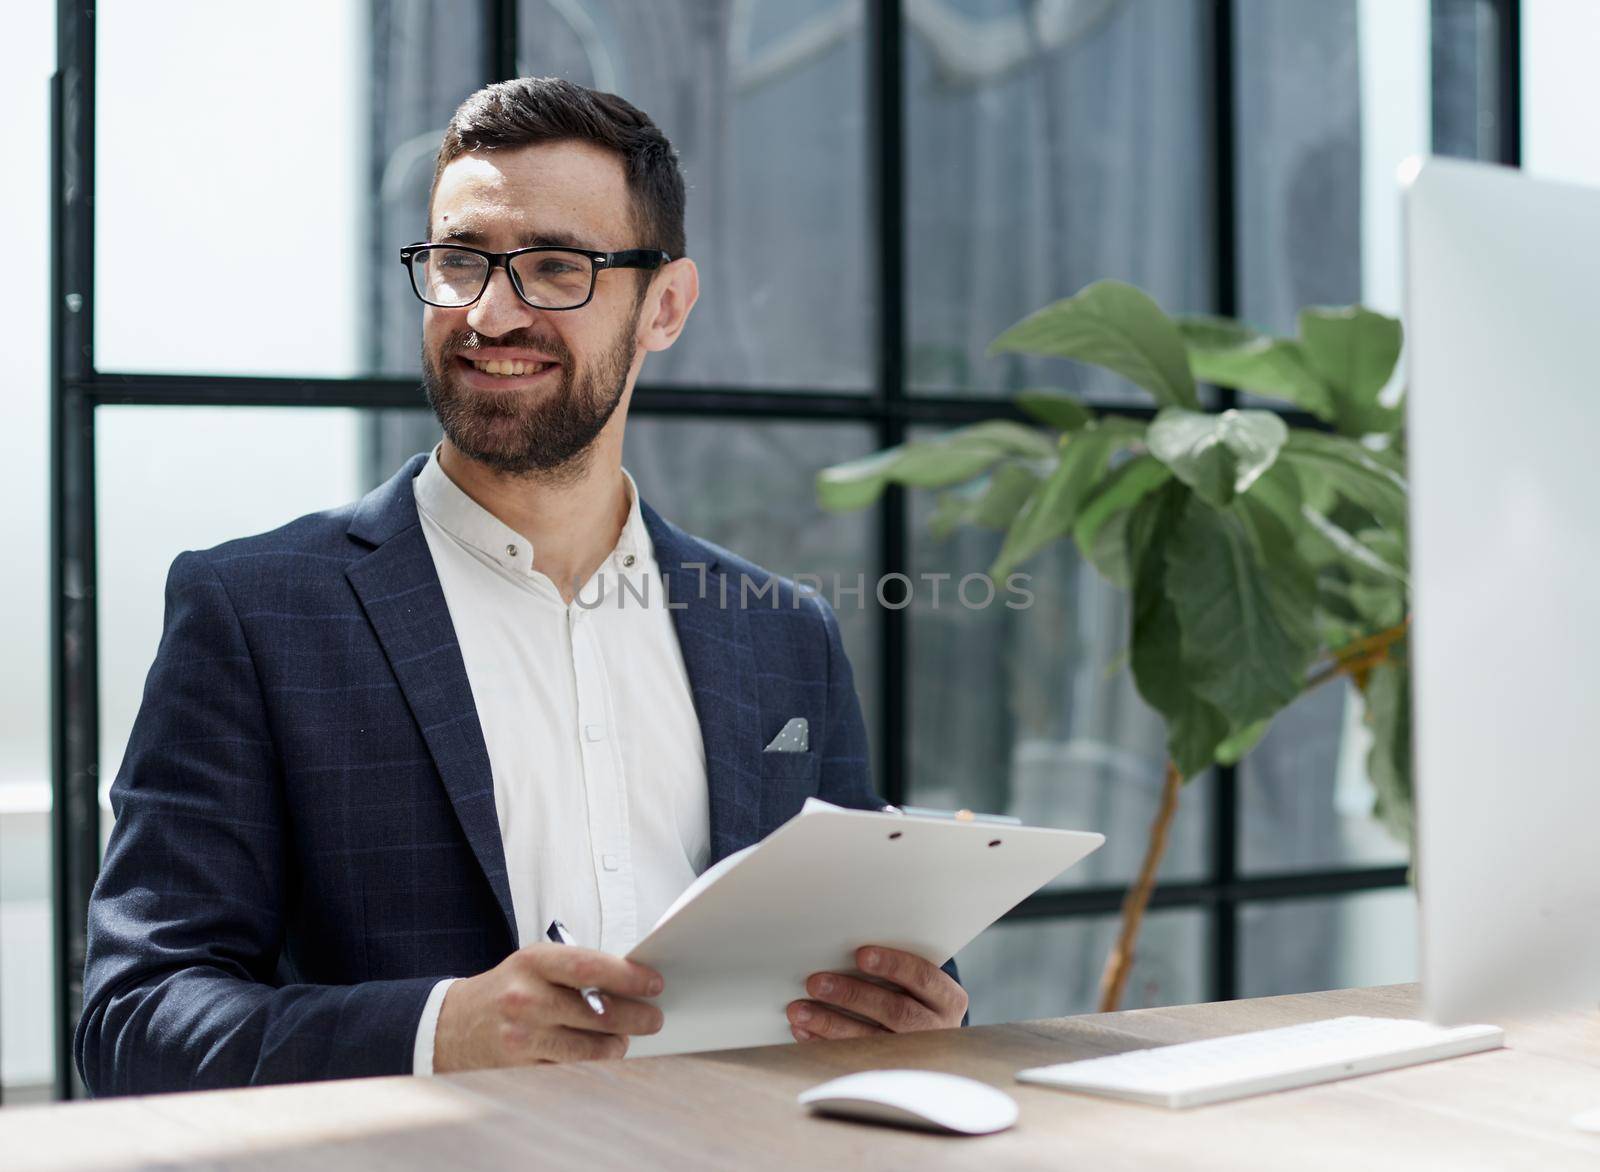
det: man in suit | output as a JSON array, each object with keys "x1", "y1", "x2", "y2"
[{"x1": 76, "y1": 78, "x2": 966, "y2": 1095}]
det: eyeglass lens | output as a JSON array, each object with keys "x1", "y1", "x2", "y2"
[{"x1": 412, "y1": 247, "x2": 595, "y2": 308}]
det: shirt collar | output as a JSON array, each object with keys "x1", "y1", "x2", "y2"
[{"x1": 414, "y1": 445, "x2": 653, "y2": 578}]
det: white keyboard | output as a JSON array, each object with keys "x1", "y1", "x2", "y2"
[{"x1": 1015, "y1": 1015, "x2": 1504, "y2": 1109}]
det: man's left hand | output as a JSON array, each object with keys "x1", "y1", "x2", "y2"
[{"x1": 786, "y1": 946, "x2": 967, "y2": 1041}]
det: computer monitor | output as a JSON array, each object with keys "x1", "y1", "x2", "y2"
[{"x1": 1404, "y1": 156, "x2": 1600, "y2": 1026}]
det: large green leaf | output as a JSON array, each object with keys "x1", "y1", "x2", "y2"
[
  {"x1": 816, "y1": 420, "x2": 1054, "y2": 512},
  {"x1": 1093, "y1": 415, "x2": 1150, "y2": 446},
  {"x1": 1238, "y1": 462, "x2": 1342, "y2": 584},
  {"x1": 989, "y1": 280, "x2": 1200, "y2": 410},
  {"x1": 1277, "y1": 431, "x2": 1409, "y2": 533},
  {"x1": 928, "y1": 461, "x2": 1043, "y2": 540},
  {"x1": 1361, "y1": 651, "x2": 1414, "y2": 847},
  {"x1": 1215, "y1": 719, "x2": 1270, "y2": 765},
  {"x1": 1298, "y1": 306, "x2": 1404, "y2": 436},
  {"x1": 1165, "y1": 493, "x2": 1318, "y2": 727},
  {"x1": 1073, "y1": 455, "x2": 1173, "y2": 587},
  {"x1": 1125, "y1": 483, "x2": 1231, "y2": 778},
  {"x1": 1015, "y1": 388, "x2": 1093, "y2": 432},
  {"x1": 1146, "y1": 407, "x2": 1290, "y2": 508},
  {"x1": 990, "y1": 430, "x2": 1117, "y2": 578},
  {"x1": 1178, "y1": 316, "x2": 1336, "y2": 419},
  {"x1": 1297, "y1": 510, "x2": 1409, "y2": 585}
]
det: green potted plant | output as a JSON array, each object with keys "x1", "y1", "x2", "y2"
[{"x1": 816, "y1": 281, "x2": 1412, "y2": 1010}]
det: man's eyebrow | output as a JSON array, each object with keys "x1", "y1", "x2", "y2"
[{"x1": 434, "y1": 225, "x2": 602, "y2": 252}]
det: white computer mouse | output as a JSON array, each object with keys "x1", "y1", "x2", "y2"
[{"x1": 798, "y1": 1069, "x2": 1019, "y2": 1135}]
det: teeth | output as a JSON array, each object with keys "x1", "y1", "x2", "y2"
[{"x1": 470, "y1": 358, "x2": 552, "y2": 377}]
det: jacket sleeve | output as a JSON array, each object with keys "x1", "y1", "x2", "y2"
[
  {"x1": 810, "y1": 592, "x2": 966, "y2": 1011},
  {"x1": 75, "y1": 551, "x2": 438, "y2": 1096}
]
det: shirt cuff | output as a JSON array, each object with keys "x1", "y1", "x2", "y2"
[{"x1": 412, "y1": 977, "x2": 459, "y2": 1076}]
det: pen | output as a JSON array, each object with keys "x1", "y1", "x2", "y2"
[{"x1": 545, "y1": 919, "x2": 607, "y2": 1015}]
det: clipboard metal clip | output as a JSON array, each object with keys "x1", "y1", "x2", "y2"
[{"x1": 881, "y1": 804, "x2": 1023, "y2": 827}]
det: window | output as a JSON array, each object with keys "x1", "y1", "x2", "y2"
[{"x1": 40, "y1": 0, "x2": 1519, "y2": 1100}]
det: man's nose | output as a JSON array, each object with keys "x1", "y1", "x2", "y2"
[{"x1": 466, "y1": 267, "x2": 539, "y2": 337}]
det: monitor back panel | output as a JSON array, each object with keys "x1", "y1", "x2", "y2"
[{"x1": 1405, "y1": 157, "x2": 1600, "y2": 1024}]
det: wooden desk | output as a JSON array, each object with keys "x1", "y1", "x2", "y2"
[{"x1": 7, "y1": 985, "x2": 1599, "y2": 1170}]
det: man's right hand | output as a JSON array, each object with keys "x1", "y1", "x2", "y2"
[{"x1": 432, "y1": 944, "x2": 665, "y2": 1072}]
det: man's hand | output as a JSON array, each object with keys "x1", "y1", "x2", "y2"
[
  {"x1": 433, "y1": 944, "x2": 664, "y2": 1072},
  {"x1": 786, "y1": 946, "x2": 967, "y2": 1042}
]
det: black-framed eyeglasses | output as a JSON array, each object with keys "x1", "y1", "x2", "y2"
[{"x1": 399, "y1": 242, "x2": 671, "y2": 310}]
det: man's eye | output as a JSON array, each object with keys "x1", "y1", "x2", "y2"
[{"x1": 535, "y1": 260, "x2": 579, "y2": 276}]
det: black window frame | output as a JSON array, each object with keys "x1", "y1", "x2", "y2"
[{"x1": 45, "y1": 0, "x2": 1524, "y2": 1101}]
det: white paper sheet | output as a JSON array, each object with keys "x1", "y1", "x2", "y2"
[{"x1": 624, "y1": 799, "x2": 1105, "y2": 1057}]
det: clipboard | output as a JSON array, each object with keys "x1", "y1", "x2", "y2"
[{"x1": 625, "y1": 798, "x2": 1105, "y2": 1057}]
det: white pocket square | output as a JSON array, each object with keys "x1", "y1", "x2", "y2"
[{"x1": 763, "y1": 717, "x2": 809, "y2": 753}]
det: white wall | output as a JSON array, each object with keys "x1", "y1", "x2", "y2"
[
  {"x1": 0, "y1": 0, "x2": 57, "y2": 1096},
  {"x1": 1523, "y1": 0, "x2": 1600, "y2": 187}
]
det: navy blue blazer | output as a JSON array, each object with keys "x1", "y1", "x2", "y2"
[{"x1": 76, "y1": 453, "x2": 895, "y2": 1095}]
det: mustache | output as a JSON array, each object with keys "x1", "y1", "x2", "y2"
[{"x1": 444, "y1": 328, "x2": 573, "y2": 364}]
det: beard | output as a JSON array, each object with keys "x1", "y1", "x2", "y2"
[{"x1": 421, "y1": 311, "x2": 639, "y2": 481}]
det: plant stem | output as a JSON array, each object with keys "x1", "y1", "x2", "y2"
[
  {"x1": 1303, "y1": 617, "x2": 1411, "y2": 692},
  {"x1": 1097, "y1": 758, "x2": 1182, "y2": 1012}
]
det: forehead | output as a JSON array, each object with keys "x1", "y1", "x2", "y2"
[{"x1": 430, "y1": 140, "x2": 632, "y2": 249}]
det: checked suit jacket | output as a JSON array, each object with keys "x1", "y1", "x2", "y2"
[{"x1": 76, "y1": 452, "x2": 923, "y2": 1096}]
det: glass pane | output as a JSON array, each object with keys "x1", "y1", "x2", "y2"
[
  {"x1": 1234, "y1": 0, "x2": 1364, "y2": 336},
  {"x1": 1238, "y1": 888, "x2": 1417, "y2": 999},
  {"x1": 1, "y1": 0, "x2": 54, "y2": 1103},
  {"x1": 97, "y1": 409, "x2": 373, "y2": 795},
  {"x1": 905, "y1": 0, "x2": 1213, "y2": 397},
  {"x1": 1235, "y1": 0, "x2": 1447, "y2": 334},
  {"x1": 518, "y1": 1, "x2": 872, "y2": 390},
  {"x1": 371, "y1": 2, "x2": 493, "y2": 376},
  {"x1": 958, "y1": 910, "x2": 1208, "y2": 1025},
  {"x1": 97, "y1": 1, "x2": 485, "y2": 378},
  {"x1": 1431, "y1": 0, "x2": 1506, "y2": 162},
  {"x1": 1240, "y1": 684, "x2": 1409, "y2": 874},
  {"x1": 906, "y1": 467, "x2": 1212, "y2": 889},
  {"x1": 621, "y1": 418, "x2": 881, "y2": 772}
]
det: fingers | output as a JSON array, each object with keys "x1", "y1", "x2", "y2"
[
  {"x1": 855, "y1": 947, "x2": 968, "y2": 1021},
  {"x1": 545, "y1": 986, "x2": 664, "y2": 1038},
  {"x1": 802, "y1": 973, "x2": 943, "y2": 1033},
  {"x1": 786, "y1": 1000, "x2": 886, "y2": 1042},
  {"x1": 540, "y1": 1026, "x2": 630, "y2": 1064},
  {"x1": 523, "y1": 943, "x2": 664, "y2": 1000}
]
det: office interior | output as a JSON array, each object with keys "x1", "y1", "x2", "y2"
[{"x1": 0, "y1": 0, "x2": 1594, "y2": 1111}]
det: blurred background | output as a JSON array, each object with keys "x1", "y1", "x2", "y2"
[{"x1": 3, "y1": 0, "x2": 1598, "y2": 1102}]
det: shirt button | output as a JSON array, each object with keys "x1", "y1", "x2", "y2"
[
  {"x1": 623, "y1": 553, "x2": 636, "y2": 568},
  {"x1": 584, "y1": 723, "x2": 606, "y2": 742},
  {"x1": 506, "y1": 543, "x2": 518, "y2": 557},
  {"x1": 601, "y1": 853, "x2": 619, "y2": 872}
]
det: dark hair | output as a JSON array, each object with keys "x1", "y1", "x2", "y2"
[{"x1": 429, "y1": 77, "x2": 686, "y2": 260}]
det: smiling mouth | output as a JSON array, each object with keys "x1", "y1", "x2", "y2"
[{"x1": 461, "y1": 356, "x2": 559, "y2": 377}]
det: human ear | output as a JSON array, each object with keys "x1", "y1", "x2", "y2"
[{"x1": 638, "y1": 257, "x2": 700, "y2": 353}]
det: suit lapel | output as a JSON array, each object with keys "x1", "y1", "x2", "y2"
[
  {"x1": 345, "y1": 456, "x2": 517, "y2": 941},
  {"x1": 643, "y1": 503, "x2": 762, "y2": 864}
]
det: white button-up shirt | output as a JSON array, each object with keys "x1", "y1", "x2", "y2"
[{"x1": 408, "y1": 447, "x2": 710, "y2": 1072}]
